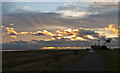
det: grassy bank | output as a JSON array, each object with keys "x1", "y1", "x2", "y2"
[
  {"x1": 3, "y1": 49, "x2": 88, "y2": 71},
  {"x1": 95, "y1": 49, "x2": 119, "y2": 71}
]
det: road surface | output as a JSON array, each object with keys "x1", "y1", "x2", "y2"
[{"x1": 62, "y1": 52, "x2": 107, "y2": 71}]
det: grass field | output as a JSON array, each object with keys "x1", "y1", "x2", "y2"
[
  {"x1": 2, "y1": 49, "x2": 88, "y2": 71},
  {"x1": 95, "y1": 49, "x2": 119, "y2": 71}
]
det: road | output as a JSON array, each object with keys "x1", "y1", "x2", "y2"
[{"x1": 62, "y1": 52, "x2": 107, "y2": 71}]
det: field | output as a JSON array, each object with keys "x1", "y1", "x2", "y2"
[
  {"x1": 2, "y1": 49, "x2": 88, "y2": 71},
  {"x1": 95, "y1": 49, "x2": 119, "y2": 71}
]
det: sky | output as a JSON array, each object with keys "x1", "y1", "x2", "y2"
[{"x1": 2, "y1": 2, "x2": 119, "y2": 50}]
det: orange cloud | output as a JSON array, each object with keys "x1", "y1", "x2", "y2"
[
  {"x1": 105, "y1": 24, "x2": 118, "y2": 36},
  {"x1": 2, "y1": 24, "x2": 100, "y2": 41},
  {"x1": 19, "y1": 32, "x2": 29, "y2": 35},
  {"x1": 56, "y1": 28, "x2": 98, "y2": 41},
  {"x1": 2, "y1": 25, "x2": 18, "y2": 38},
  {"x1": 10, "y1": 23, "x2": 13, "y2": 26},
  {"x1": 2, "y1": 25, "x2": 29, "y2": 38}
]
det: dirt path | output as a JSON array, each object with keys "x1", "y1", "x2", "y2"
[{"x1": 62, "y1": 52, "x2": 107, "y2": 71}]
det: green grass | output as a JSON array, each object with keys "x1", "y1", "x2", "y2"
[
  {"x1": 2, "y1": 49, "x2": 88, "y2": 71},
  {"x1": 95, "y1": 49, "x2": 119, "y2": 71}
]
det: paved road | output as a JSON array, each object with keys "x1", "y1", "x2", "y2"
[{"x1": 62, "y1": 52, "x2": 107, "y2": 71}]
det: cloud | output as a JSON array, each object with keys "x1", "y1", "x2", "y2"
[
  {"x1": 57, "y1": 3, "x2": 80, "y2": 12},
  {"x1": 77, "y1": 29, "x2": 99, "y2": 37},
  {"x1": 2, "y1": 25, "x2": 30, "y2": 38},
  {"x1": 3, "y1": 2, "x2": 118, "y2": 19},
  {"x1": 88, "y1": 2, "x2": 117, "y2": 9},
  {"x1": 2, "y1": 25, "x2": 61, "y2": 38},
  {"x1": 56, "y1": 28, "x2": 100, "y2": 41},
  {"x1": 105, "y1": 24, "x2": 119, "y2": 36},
  {"x1": 28, "y1": 28, "x2": 100, "y2": 41},
  {"x1": 19, "y1": 31, "x2": 29, "y2": 35},
  {"x1": 24, "y1": 6, "x2": 31, "y2": 11},
  {"x1": 2, "y1": 39, "x2": 90, "y2": 50},
  {"x1": 31, "y1": 30, "x2": 57, "y2": 37},
  {"x1": 10, "y1": 23, "x2": 13, "y2": 26},
  {"x1": 86, "y1": 2, "x2": 118, "y2": 15},
  {"x1": 32, "y1": 32, "x2": 45, "y2": 36},
  {"x1": 2, "y1": 2, "x2": 118, "y2": 44},
  {"x1": 2, "y1": 8, "x2": 118, "y2": 30},
  {"x1": 2, "y1": 25, "x2": 18, "y2": 38},
  {"x1": 2, "y1": 36, "x2": 118, "y2": 50},
  {"x1": 2, "y1": 40, "x2": 44, "y2": 50},
  {"x1": 56, "y1": 3, "x2": 87, "y2": 18},
  {"x1": 56, "y1": 2, "x2": 117, "y2": 18},
  {"x1": 2, "y1": 24, "x2": 101, "y2": 41}
]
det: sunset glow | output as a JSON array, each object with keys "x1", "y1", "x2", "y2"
[
  {"x1": 2, "y1": 2, "x2": 118, "y2": 49},
  {"x1": 105, "y1": 24, "x2": 119, "y2": 36}
]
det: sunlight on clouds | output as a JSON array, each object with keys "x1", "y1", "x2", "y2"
[
  {"x1": 75, "y1": 37, "x2": 86, "y2": 41},
  {"x1": 57, "y1": 10, "x2": 88, "y2": 17},
  {"x1": 2, "y1": 24, "x2": 118, "y2": 41},
  {"x1": 56, "y1": 2, "x2": 88, "y2": 18},
  {"x1": 105, "y1": 24, "x2": 118, "y2": 36},
  {"x1": 42, "y1": 47, "x2": 56, "y2": 49},
  {"x1": 86, "y1": 35, "x2": 96, "y2": 39},
  {"x1": 87, "y1": 27, "x2": 118, "y2": 38},
  {"x1": 43, "y1": 30, "x2": 57, "y2": 36},
  {"x1": 2, "y1": 25, "x2": 29, "y2": 38},
  {"x1": 41, "y1": 47, "x2": 86, "y2": 49},
  {"x1": 2, "y1": 24, "x2": 99, "y2": 41},
  {"x1": 29, "y1": 27, "x2": 99, "y2": 41},
  {"x1": 56, "y1": 28, "x2": 93, "y2": 41},
  {"x1": 19, "y1": 32, "x2": 29, "y2": 35},
  {"x1": 56, "y1": 2, "x2": 117, "y2": 18},
  {"x1": 10, "y1": 35, "x2": 17, "y2": 38},
  {"x1": 10, "y1": 23, "x2": 13, "y2": 26},
  {"x1": 2, "y1": 25, "x2": 18, "y2": 38},
  {"x1": 31, "y1": 30, "x2": 62, "y2": 38}
]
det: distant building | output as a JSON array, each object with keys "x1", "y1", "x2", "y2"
[
  {"x1": 91, "y1": 44, "x2": 109, "y2": 50},
  {"x1": 90, "y1": 38, "x2": 113, "y2": 50}
]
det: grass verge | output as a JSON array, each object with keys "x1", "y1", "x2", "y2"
[
  {"x1": 95, "y1": 49, "x2": 119, "y2": 71},
  {"x1": 3, "y1": 50, "x2": 88, "y2": 71}
]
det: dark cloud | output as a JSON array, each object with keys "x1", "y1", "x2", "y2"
[
  {"x1": 13, "y1": 40, "x2": 28, "y2": 44},
  {"x1": 2, "y1": 39, "x2": 90, "y2": 50},
  {"x1": 8, "y1": 32, "x2": 17, "y2": 36},
  {"x1": 76, "y1": 29, "x2": 99, "y2": 38},
  {"x1": 3, "y1": 40, "x2": 27, "y2": 44},
  {"x1": 2, "y1": 36, "x2": 118, "y2": 50},
  {"x1": 2, "y1": 40, "x2": 44, "y2": 50}
]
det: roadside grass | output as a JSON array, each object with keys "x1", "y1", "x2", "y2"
[
  {"x1": 95, "y1": 49, "x2": 119, "y2": 71},
  {"x1": 3, "y1": 49, "x2": 88, "y2": 71}
]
